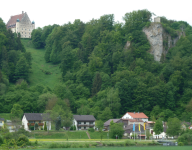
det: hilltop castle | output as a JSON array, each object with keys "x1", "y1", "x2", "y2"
[{"x1": 6, "y1": 11, "x2": 35, "y2": 38}]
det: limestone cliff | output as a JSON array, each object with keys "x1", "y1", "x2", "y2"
[{"x1": 143, "y1": 23, "x2": 182, "y2": 62}]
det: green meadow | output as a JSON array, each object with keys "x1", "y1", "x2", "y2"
[{"x1": 21, "y1": 39, "x2": 62, "y2": 89}]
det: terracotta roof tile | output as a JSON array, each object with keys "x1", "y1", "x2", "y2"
[
  {"x1": 123, "y1": 112, "x2": 148, "y2": 119},
  {"x1": 7, "y1": 13, "x2": 24, "y2": 28}
]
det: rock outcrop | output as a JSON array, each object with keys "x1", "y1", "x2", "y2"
[{"x1": 143, "y1": 23, "x2": 182, "y2": 62}]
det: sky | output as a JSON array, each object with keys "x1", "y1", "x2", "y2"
[{"x1": 1, "y1": 0, "x2": 192, "y2": 28}]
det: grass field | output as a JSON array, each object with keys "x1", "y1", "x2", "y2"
[
  {"x1": 20, "y1": 146, "x2": 191, "y2": 150},
  {"x1": 21, "y1": 39, "x2": 62, "y2": 89},
  {"x1": 0, "y1": 113, "x2": 10, "y2": 120},
  {"x1": 88, "y1": 131, "x2": 108, "y2": 139},
  {"x1": 29, "y1": 131, "x2": 89, "y2": 139}
]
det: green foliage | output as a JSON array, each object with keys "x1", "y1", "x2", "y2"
[
  {"x1": 166, "y1": 117, "x2": 181, "y2": 137},
  {"x1": 109, "y1": 123, "x2": 124, "y2": 139},
  {"x1": 88, "y1": 128, "x2": 94, "y2": 132},
  {"x1": 44, "y1": 122, "x2": 47, "y2": 131},
  {"x1": 95, "y1": 120, "x2": 104, "y2": 131},
  {"x1": 153, "y1": 119, "x2": 163, "y2": 135},
  {"x1": 10, "y1": 103, "x2": 23, "y2": 119}
]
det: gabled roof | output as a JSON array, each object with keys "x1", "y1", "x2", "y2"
[
  {"x1": 123, "y1": 112, "x2": 148, "y2": 119},
  {"x1": 24, "y1": 113, "x2": 50, "y2": 121},
  {"x1": 73, "y1": 115, "x2": 96, "y2": 121},
  {"x1": 104, "y1": 119, "x2": 121, "y2": 126},
  {"x1": 7, "y1": 13, "x2": 24, "y2": 28},
  {"x1": 0, "y1": 117, "x2": 5, "y2": 121}
]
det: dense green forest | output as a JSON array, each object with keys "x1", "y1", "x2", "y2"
[{"x1": 1, "y1": 9, "x2": 192, "y2": 123}]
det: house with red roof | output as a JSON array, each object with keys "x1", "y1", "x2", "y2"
[
  {"x1": 121, "y1": 112, "x2": 148, "y2": 122},
  {"x1": 7, "y1": 11, "x2": 35, "y2": 38}
]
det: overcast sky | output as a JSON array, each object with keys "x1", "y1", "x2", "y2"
[{"x1": 1, "y1": 0, "x2": 192, "y2": 28}]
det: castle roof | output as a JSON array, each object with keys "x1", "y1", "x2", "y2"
[{"x1": 6, "y1": 13, "x2": 24, "y2": 29}]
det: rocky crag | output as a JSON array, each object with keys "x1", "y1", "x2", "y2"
[{"x1": 143, "y1": 23, "x2": 183, "y2": 62}]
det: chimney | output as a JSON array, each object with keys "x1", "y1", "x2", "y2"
[{"x1": 22, "y1": 11, "x2": 24, "y2": 14}]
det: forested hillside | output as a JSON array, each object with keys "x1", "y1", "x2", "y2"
[{"x1": 1, "y1": 9, "x2": 192, "y2": 123}]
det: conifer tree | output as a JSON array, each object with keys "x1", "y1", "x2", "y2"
[{"x1": 44, "y1": 122, "x2": 47, "y2": 131}]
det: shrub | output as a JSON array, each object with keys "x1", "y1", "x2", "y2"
[
  {"x1": 178, "y1": 142, "x2": 184, "y2": 146},
  {"x1": 3, "y1": 133, "x2": 12, "y2": 140},
  {"x1": 17, "y1": 135, "x2": 29, "y2": 146},
  {"x1": 29, "y1": 126, "x2": 34, "y2": 130},
  {"x1": 178, "y1": 133, "x2": 192, "y2": 145},
  {"x1": 73, "y1": 125, "x2": 76, "y2": 130},
  {"x1": 88, "y1": 128, "x2": 94, "y2": 132},
  {"x1": 84, "y1": 143, "x2": 89, "y2": 148},
  {"x1": 0, "y1": 136, "x2": 3, "y2": 145},
  {"x1": 70, "y1": 126, "x2": 73, "y2": 130}
]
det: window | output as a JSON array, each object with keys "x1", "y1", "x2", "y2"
[
  {"x1": 22, "y1": 28, "x2": 23, "y2": 30},
  {"x1": 84, "y1": 127, "x2": 86, "y2": 129},
  {"x1": 29, "y1": 29, "x2": 30, "y2": 31},
  {"x1": 29, "y1": 121, "x2": 34, "y2": 123},
  {"x1": 78, "y1": 122, "x2": 81, "y2": 124},
  {"x1": 39, "y1": 121, "x2": 41, "y2": 123},
  {"x1": 84, "y1": 122, "x2": 86, "y2": 124},
  {"x1": 78, "y1": 127, "x2": 81, "y2": 130},
  {"x1": 90, "y1": 122, "x2": 93, "y2": 124},
  {"x1": 22, "y1": 32, "x2": 23, "y2": 34}
]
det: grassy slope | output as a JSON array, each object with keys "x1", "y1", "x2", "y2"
[{"x1": 21, "y1": 39, "x2": 62, "y2": 89}]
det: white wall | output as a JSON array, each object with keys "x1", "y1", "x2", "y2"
[
  {"x1": 122, "y1": 113, "x2": 133, "y2": 119},
  {"x1": 22, "y1": 115, "x2": 29, "y2": 130},
  {"x1": 73, "y1": 119, "x2": 95, "y2": 130}
]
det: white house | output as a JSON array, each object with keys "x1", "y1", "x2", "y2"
[
  {"x1": 22, "y1": 113, "x2": 51, "y2": 131},
  {"x1": 73, "y1": 115, "x2": 96, "y2": 130},
  {"x1": 121, "y1": 112, "x2": 148, "y2": 122}
]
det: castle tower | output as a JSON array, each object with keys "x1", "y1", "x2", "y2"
[{"x1": 154, "y1": 17, "x2": 161, "y2": 23}]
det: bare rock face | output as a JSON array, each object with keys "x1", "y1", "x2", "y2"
[{"x1": 143, "y1": 23, "x2": 182, "y2": 62}]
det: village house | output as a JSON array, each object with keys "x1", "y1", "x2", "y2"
[
  {"x1": 6, "y1": 11, "x2": 35, "y2": 38},
  {"x1": 22, "y1": 113, "x2": 51, "y2": 131},
  {"x1": 104, "y1": 119, "x2": 122, "y2": 131},
  {"x1": 121, "y1": 112, "x2": 149, "y2": 122},
  {"x1": 73, "y1": 115, "x2": 96, "y2": 130},
  {"x1": 0, "y1": 117, "x2": 5, "y2": 129}
]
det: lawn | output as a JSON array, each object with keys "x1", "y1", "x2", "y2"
[
  {"x1": 0, "y1": 113, "x2": 10, "y2": 120},
  {"x1": 88, "y1": 131, "x2": 109, "y2": 139},
  {"x1": 21, "y1": 39, "x2": 62, "y2": 89},
  {"x1": 29, "y1": 131, "x2": 89, "y2": 139},
  {"x1": 20, "y1": 146, "x2": 191, "y2": 150}
]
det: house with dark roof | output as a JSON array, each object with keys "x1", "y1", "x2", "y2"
[
  {"x1": 73, "y1": 115, "x2": 96, "y2": 130},
  {"x1": 6, "y1": 11, "x2": 35, "y2": 38},
  {"x1": 0, "y1": 117, "x2": 5, "y2": 129},
  {"x1": 104, "y1": 119, "x2": 122, "y2": 130},
  {"x1": 121, "y1": 112, "x2": 148, "y2": 122},
  {"x1": 22, "y1": 113, "x2": 51, "y2": 131}
]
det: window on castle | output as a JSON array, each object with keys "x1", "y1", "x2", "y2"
[{"x1": 22, "y1": 28, "x2": 23, "y2": 30}]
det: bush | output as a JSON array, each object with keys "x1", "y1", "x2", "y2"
[
  {"x1": 3, "y1": 133, "x2": 12, "y2": 140},
  {"x1": 88, "y1": 128, "x2": 94, "y2": 132},
  {"x1": 178, "y1": 142, "x2": 184, "y2": 146},
  {"x1": 73, "y1": 125, "x2": 76, "y2": 130},
  {"x1": 70, "y1": 126, "x2": 73, "y2": 130},
  {"x1": 178, "y1": 133, "x2": 192, "y2": 145},
  {"x1": 29, "y1": 126, "x2": 34, "y2": 130},
  {"x1": 0, "y1": 136, "x2": 3, "y2": 145},
  {"x1": 17, "y1": 134, "x2": 29, "y2": 146}
]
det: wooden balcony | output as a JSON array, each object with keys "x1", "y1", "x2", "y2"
[
  {"x1": 77, "y1": 124, "x2": 94, "y2": 127},
  {"x1": 28, "y1": 123, "x2": 44, "y2": 126}
]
